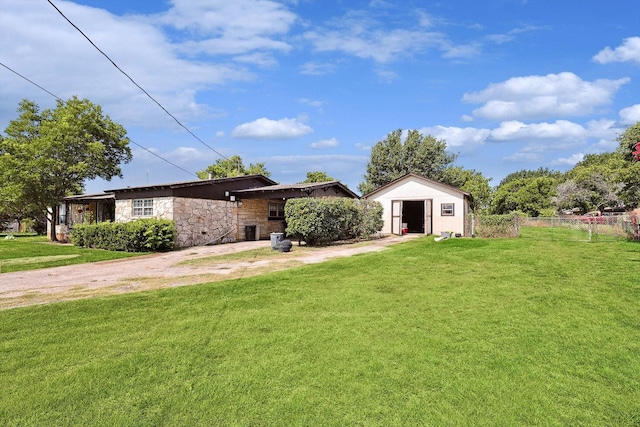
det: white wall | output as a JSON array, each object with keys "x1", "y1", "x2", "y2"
[{"x1": 366, "y1": 176, "x2": 467, "y2": 236}]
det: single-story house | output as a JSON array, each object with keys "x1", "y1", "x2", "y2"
[
  {"x1": 362, "y1": 173, "x2": 472, "y2": 236},
  {"x1": 51, "y1": 175, "x2": 358, "y2": 247}
]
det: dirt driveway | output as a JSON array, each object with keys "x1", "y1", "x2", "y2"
[{"x1": 0, "y1": 235, "x2": 419, "y2": 310}]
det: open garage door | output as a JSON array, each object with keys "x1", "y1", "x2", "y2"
[{"x1": 392, "y1": 199, "x2": 432, "y2": 235}]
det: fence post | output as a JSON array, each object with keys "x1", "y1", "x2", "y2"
[{"x1": 471, "y1": 213, "x2": 475, "y2": 237}]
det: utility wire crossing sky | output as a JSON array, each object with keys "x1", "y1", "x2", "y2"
[{"x1": 1, "y1": 0, "x2": 639, "y2": 194}]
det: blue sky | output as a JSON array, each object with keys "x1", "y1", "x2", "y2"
[{"x1": 1, "y1": 0, "x2": 639, "y2": 195}]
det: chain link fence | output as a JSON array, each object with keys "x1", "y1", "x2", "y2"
[{"x1": 468, "y1": 214, "x2": 639, "y2": 242}]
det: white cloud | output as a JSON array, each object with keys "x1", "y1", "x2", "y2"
[
  {"x1": 502, "y1": 148, "x2": 544, "y2": 163},
  {"x1": 231, "y1": 117, "x2": 313, "y2": 139},
  {"x1": 158, "y1": 0, "x2": 296, "y2": 56},
  {"x1": 234, "y1": 52, "x2": 279, "y2": 68},
  {"x1": 215, "y1": 131, "x2": 225, "y2": 137},
  {"x1": 303, "y1": 10, "x2": 457, "y2": 63},
  {"x1": 310, "y1": 137, "x2": 339, "y2": 149},
  {"x1": 300, "y1": 62, "x2": 337, "y2": 75},
  {"x1": 0, "y1": 0, "x2": 250, "y2": 127},
  {"x1": 376, "y1": 69, "x2": 399, "y2": 82},
  {"x1": 586, "y1": 119, "x2": 621, "y2": 140},
  {"x1": 593, "y1": 37, "x2": 640, "y2": 65},
  {"x1": 463, "y1": 72, "x2": 629, "y2": 121},
  {"x1": 486, "y1": 25, "x2": 545, "y2": 45},
  {"x1": 441, "y1": 42, "x2": 482, "y2": 58},
  {"x1": 490, "y1": 120, "x2": 587, "y2": 141},
  {"x1": 298, "y1": 98, "x2": 324, "y2": 108},
  {"x1": 419, "y1": 126, "x2": 490, "y2": 150},
  {"x1": 619, "y1": 104, "x2": 640, "y2": 124},
  {"x1": 553, "y1": 153, "x2": 585, "y2": 167}
]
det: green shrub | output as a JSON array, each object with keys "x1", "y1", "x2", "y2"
[
  {"x1": 71, "y1": 219, "x2": 175, "y2": 252},
  {"x1": 285, "y1": 198, "x2": 383, "y2": 246},
  {"x1": 538, "y1": 208, "x2": 559, "y2": 218},
  {"x1": 473, "y1": 213, "x2": 521, "y2": 238}
]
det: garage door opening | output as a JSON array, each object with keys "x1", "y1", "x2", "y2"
[
  {"x1": 402, "y1": 200, "x2": 425, "y2": 233},
  {"x1": 392, "y1": 199, "x2": 432, "y2": 235}
]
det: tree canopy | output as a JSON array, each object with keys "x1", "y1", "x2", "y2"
[
  {"x1": 614, "y1": 121, "x2": 640, "y2": 207},
  {"x1": 442, "y1": 167, "x2": 493, "y2": 212},
  {"x1": 491, "y1": 169, "x2": 561, "y2": 216},
  {"x1": 358, "y1": 129, "x2": 457, "y2": 195},
  {"x1": 196, "y1": 155, "x2": 270, "y2": 179},
  {"x1": 0, "y1": 97, "x2": 131, "y2": 223},
  {"x1": 551, "y1": 122, "x2": 639, "y2": 212},
  {"x1": 300, "y1": 171, "x2": 336, "y2": 183}
]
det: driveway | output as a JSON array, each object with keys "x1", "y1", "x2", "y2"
[{"x1": 0, "y1": 235, "x2": 419, "y2": 309}]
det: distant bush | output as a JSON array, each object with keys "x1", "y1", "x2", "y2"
[
  {"x1": 285, "y1": 198, "x2": 383, "y2": 246},
  {"x1": 71, "y1": 219, "x2": 175, "y2": 252},
  {"x1": 473, "y1": 213, "x2": 521, "y2": 238}
]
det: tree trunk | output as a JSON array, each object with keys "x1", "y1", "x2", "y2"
[{"x1": 50, "y1": 206, "x2": 58, "y2": 242}]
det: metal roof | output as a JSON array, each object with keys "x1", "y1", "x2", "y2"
[
  {"x1": 233, "y1": 181, "x2": 359, "y2": 198},
  {"x1": 105, "y1": 174, "x2": 278, "y2": 193}
]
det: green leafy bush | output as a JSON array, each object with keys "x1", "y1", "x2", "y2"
[
  {"x1": 285, "y1": 198, "x2": 383, "y2": 246},
  {"x1": 71, "y1": 219, "x2": 175, "y2": 252},
  {"x1": 473, "y1": 213, "x2": 521, "y2": 238}
]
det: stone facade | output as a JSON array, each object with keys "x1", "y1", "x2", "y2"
[
  {"x1": 115, "y1": 197, "x2": 236, "y2": 248},
  {"x1": 115, "y1": 197, "x2": 174, "y2": 222},
  {"x1": 172, "y1": 198, "x2": 236, "y2": 247},
  {"x1": 236, "y1": 198, "x2": 285, "y2": 241}
]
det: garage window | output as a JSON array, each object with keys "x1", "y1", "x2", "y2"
[{"x1": 441, "y1": 203, "x2": 454, "y2": 216}]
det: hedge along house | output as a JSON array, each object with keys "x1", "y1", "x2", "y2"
[
  {"x1": 362, "y1": 173, "x2": 472, "y2": 237},
  {"x1": 51, "y1": 175, "x2": 358, "y2": 248}
]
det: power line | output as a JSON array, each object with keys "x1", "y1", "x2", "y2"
[
  {"x1": 0, "y1": 61, "x2": 198, "y2": 178},
  {"x1": 46, "y1": 0, "x2": 229, "y2": 161}
]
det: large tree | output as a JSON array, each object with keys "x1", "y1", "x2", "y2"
[
  {"x1": 300, "y1": 171, "x2": 336, "y2": 183},
  {"x1": 491, "y1": 169, "x2": 562, "y2": 216},
  {"x1": 614, "y1": 121, "x2": 640, "y2": 207},
  {"x1": 358, "y1": 129, "x2": 457, "y2": 195},
  {"x1": 0, "y1": 98, "x2": 132, "y2": 232},
  {"x1": 554, "y1": 153, "x2": 625, "y2": 212},
  {"x1": 497, "y1": 167, "x2": 564, "y2": 187},
  {"x1": 442, "y1": 167, "x2": 493, "y2": 212},
  {"x1": 553, "y1": 122, "x2": 640, "y2": 211},
  {"x1": 197, "y1": 155, "x2": 270, "y2": 179}
]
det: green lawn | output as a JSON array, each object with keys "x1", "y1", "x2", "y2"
[
  {"x1": 0, "y1": 236, "x2": 146, "y2": 273},
  {"x1": 1, "y1": 236, "x2": 639, "y2": 425}
]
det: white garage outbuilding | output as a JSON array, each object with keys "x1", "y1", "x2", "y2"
[{"x1": 363, "y1": 173, "x2": 471, "y2": 237}]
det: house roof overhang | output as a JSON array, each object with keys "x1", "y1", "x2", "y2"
[
  {"x1": 63, "y1": 193, "x2": 115, "y2": 204},
  {"x1": 105, "y1": 174, "x2": 278, "y2": 193},
  {"x1": 233, "y1": 181, "x2": 359, "y2": 200}
]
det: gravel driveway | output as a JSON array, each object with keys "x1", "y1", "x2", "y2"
[{"x1": 0, "y1": 235, "x2": 418, "y2": 309}]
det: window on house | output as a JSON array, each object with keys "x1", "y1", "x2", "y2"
[
  {"x1": 133, "y1": 198, "x2": 154, "y2": 217},
  {"x1": 268, "y1": 203, "x2": 285, "y2": 219},
  {"x1": 58, "y1": 204, "x2": 67, "y2": 224},
  {"x1": 441, "y1": 203, "x2": 455, "y2": 216}
]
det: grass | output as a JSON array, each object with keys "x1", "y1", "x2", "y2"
[
  {"x1": 0, "y1": 236, "x2": 147, "y2": 273},
  {"x1": 1, "y1": 236, "x2": 639, "y2": 425}
]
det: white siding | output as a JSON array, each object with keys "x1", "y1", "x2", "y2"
[{"x1": 366, "y1": 175, "x2": 467, "y2": 236}]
